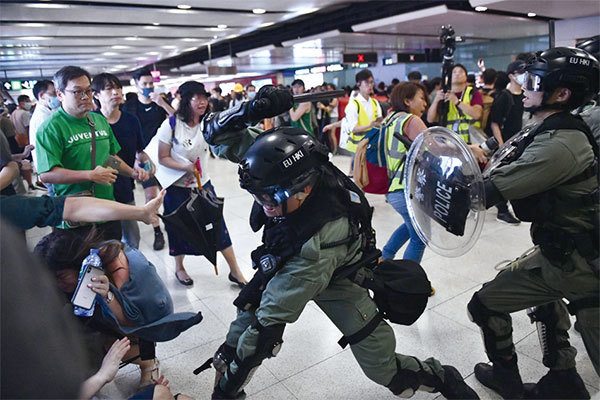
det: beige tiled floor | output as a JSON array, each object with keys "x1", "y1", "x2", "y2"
[{"x1": 25, "y1": 154, "x2": 599, "y2": 399}]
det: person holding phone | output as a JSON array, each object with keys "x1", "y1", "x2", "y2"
[
  {"x1": 35, "y1": 66, "x2": 136, "y2": 240},
  {"x1": 34, "y1": 231, "x2": 203, "y2": 390}
]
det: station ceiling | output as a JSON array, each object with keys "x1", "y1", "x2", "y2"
[{"x1": 0, "y1": 0, "x2": 598, "y2": 81}]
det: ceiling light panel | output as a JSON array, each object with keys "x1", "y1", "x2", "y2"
[
  {"x1": 352, "y1": 5, "x2": 449, "y2": 31},
  {"x1": 282, "y1": 30, "x2": 341, "y2": 47},
  {"x1": 236, "y1": 44, "x2": 276, "y2": 58}
]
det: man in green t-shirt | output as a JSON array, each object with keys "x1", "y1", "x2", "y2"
[
  {"x1": 289, "y1": 79, "x2": 315, "y2": 137},
  {"x1": 36, "y1": 66, "x2": 144, "y2": 237}
]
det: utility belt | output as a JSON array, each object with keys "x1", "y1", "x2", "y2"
[{"x1": 533, "y1": 227, "x2": 599, "y2": 277}]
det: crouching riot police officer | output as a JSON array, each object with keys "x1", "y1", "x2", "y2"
[
  {"x1": 199, "y1": 86, "x2": 479, "y2": 399},
  {"x1": 464, "y1": 47, "x2": 600, "y2": 399}
]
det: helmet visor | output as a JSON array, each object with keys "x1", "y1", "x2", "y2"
[
  {"x1": 523, "y1": 72, "x2": 543, "y2": 92},
  {"x1": 251, "y1": 191, "x2": 285, "y2": 207}
]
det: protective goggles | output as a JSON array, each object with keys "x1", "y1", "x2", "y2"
[
  {"x1": 523, "y1": 72, "x2": 543, "y2": 92},
  {"x1": 251, "y1": 189, "x2": 290, "y2": 207}
]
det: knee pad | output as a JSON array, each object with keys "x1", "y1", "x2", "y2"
[
  {"x1": 213, "y1": 342, "x2": 236, "y2": 374},
  {"x1": 467, "y1": 292, "x2": 514, "y2": 360},
  {"x1": 253, "y1": 321, "x2": 285, "y2": 359},
  {"x1": 221, "y1": 322, "x2": 285, "y2": 395},
  {"x1": 527, "y1": 304, "x2": 570, "y2": 368}
]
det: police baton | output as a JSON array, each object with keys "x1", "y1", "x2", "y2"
[{"x1": 292, "y1": 89, "x2": 346, "y2": 103}]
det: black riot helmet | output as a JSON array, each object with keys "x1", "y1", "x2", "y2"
[
  {"x1": 523, "y1": 46, "x2": 599, "y2": 112},
  {"x1": 577, "y1": 36, "x2": 600, "y2": 60},
  {"x1": 238, "y1": 127, "x2": 329, "y2": 207}
]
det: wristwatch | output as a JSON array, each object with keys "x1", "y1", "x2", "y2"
[{"x1": 105, "y1": 291, "x2": 114, "y2": 304}]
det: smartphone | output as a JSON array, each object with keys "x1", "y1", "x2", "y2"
[
  {"x1": 103, "y1": 155, "x2": 121, "y2": 170},
  {"x1": 71, "y1": 265, "x2": 104, "y2": 310}
]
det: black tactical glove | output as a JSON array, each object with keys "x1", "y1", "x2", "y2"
[
  {"x1": 203, "y1": 86, "x2": 293, "y2": 145},
  {"x1": 203, "y1": 101, "x2": 249, "y2": 144},
  {"x1": 248, "y1": 85, "x2": 293, "y2": 122}
]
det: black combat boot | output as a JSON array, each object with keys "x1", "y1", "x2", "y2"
[
  {"x1": 474, "y1": 356, "x2": 524, "y2": 399},
  {"x1": 523, "y1": 368, "x2": 590, "y2": 399},
  {"x1": 211, "y1": 384, "x2": 246, "y2": 400},
  {"x1": 438, "y1": 365, "x2": 480, "y2": 399}
]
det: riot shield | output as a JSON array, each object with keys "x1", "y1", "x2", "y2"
[{"x1": 404, "y1": 127, "x2": 485, "y2": 257}]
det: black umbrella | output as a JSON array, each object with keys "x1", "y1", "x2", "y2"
[{"x1": 159, "y1": 186, "x2": 224, "y2": 271}]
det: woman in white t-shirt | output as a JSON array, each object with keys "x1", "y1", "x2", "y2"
[{"x1": 157, "y1": 81, "x2": 247, "y2": 287}]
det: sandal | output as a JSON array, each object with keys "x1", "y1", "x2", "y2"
[{"x1": 139, "y1": 358, "x2": 160, "y2": 388}]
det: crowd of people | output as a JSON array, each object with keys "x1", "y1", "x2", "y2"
[{"x1": 0, "y1": 40, "x2": 598, "y2": 399}]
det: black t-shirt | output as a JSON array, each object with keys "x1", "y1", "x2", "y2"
[
  {"x1": 209, "y1": 97, "x2": 227, "y2": 112},
  {"x1": 102, "y1": 111, "x2": 144, "y2": 204},
  {"x1": 503, "y1": 92, "x2": 525, "y2": 141},
  {"x1": 485, "y1": 89, "x2": 512, "y2": 137},
  {"x1": 123, "y1": 98, "x2": 167, "y2": 147}
]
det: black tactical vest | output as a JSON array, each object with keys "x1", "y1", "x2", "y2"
[
  {"x1": 508, "y1": 112, "x2": 599, "y2": 262},
  {"x1": 509, "y1": 112, "x2": 598, "y2": 223},
  {"x1": 249, "y1": 163, "x2": 374, "y2": 268}
]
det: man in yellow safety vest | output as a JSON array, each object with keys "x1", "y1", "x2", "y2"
[{"x1": 427, "y1": 64, "x2": 483, "y2": 143}]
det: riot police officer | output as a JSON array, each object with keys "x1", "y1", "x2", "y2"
[
  {"x1": 467, "y1": 47, "x2": 599, "y2": 399},
  {"x1": 200, "y1": 87, "x2": 479, "y2": 399}
]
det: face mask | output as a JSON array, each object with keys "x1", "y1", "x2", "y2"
[
  {"x1": 23, "y1": 102, "x2": 32, "y2": 111},
  {"x1": 515, "y1": 74, "x2": 526, "y2": 86},
  {"x1": 48, "y1": 96, "x2": 60, "y2": 109},
  {"x1": 247, "y1": 91, "x2": 256, "y2": 100},
  {"x1": 141, "y1": 87, "x2": 153, "y2": 97}
]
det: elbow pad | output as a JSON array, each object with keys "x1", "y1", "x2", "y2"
[
  {"x1": 483, "y1": 178, "x2": 505, "y2": 209},
  {"x1": 203, "y1": 86, "x2": 294, "y2": 144},
  {"x1": 203, "y1": 101, "x2": 251, "y2": 145}
]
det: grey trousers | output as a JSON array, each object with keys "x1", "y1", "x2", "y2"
[{"x1": 476, "y1": 247, "x2": 599, "y2": 375}]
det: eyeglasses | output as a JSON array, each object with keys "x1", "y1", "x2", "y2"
[
  {"x1": 191, "y1": 95, "x2": 208, "y2": 102},
  {"x1": 64, "y1": 88, "x2": 93, "y2": 99}
]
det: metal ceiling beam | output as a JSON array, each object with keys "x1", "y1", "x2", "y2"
[{"x1": 148, "y1": 0, "x2": 448, "y2": 73}]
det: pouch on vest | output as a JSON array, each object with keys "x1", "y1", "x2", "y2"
[
  {"x1": 333, "y1": 251, "x2": 430, "y2": 325},
  {"x1": 364, "y1": 259, "x2": 430, "y2": 325}
]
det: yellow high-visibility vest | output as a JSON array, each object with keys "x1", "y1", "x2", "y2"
[
  {"x1": 445, "y1": 86, "x2": 479, "y2": 143},
  {"x1": 345, "y1": 97, "x2": 379, "y2": 152},
  {"x1": 385, "y1": 112, "x2": 412, "y2": 192}
]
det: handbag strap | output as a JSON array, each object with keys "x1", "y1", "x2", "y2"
[{"x1": 87, "y1": 114, "x2": 97, "y2": 196}]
